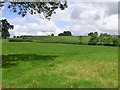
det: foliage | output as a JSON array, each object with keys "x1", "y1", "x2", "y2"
[
  {"x1": 1, "y1": 19, "x2": 14, "y2": 39},
  {"x1": 0, "y1": 1, "x2": 68, "y2": 39},
  {"x1": 10, "y1": 35, "x2": 120, "y2": 46},
  {"x1": 0, "y1": 1, "x2": 68, "y2": 19},
  {"x1": 100, "y1": 33, "x2": 110, "y2": 36},
  {"x1": 99, "y1": 34, "x2": 104, "y2": 45},
  {"x1": 88, "y1": 32, "x2": 120, "y2": 46},
  {"x1": 88, "y1": 32, "x2": 99, "y2": 45},
  {"x1": 103, "y1": 36, "x2": 112, "y2": 45},
  {"x1": 98, "y1": 33, "x2": 120, "y2": 46},
  {"x1": 51, "y1": 33, "x2": 54, "y2": 36},
  {"x1": 112, "y1": 36, "x2": 120, "y2": 46},
  {"x1": 88, "y1": 32, "x2": 93, "y2": 36},
  {"x1": 58, "y1": 31, "x2": 72, "y2": 36}
]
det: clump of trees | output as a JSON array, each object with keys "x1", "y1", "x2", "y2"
[
  {"x1": 88, "y1": 32, "x2": 120, "y2": 46},
  {"x1": 58, "y1": 31, "x2": 72, "y2": 36}
]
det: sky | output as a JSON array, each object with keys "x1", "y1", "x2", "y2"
[{"x1": 0, "y1": 0, "x2": 119, "y2": 37}]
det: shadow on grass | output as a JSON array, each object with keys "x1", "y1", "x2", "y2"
[{"x1": 2, "y1": 54, "x2": 58, "y2": 68}]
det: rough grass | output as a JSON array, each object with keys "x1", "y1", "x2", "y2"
[{"x1": 2, "y1": 41, "x2": 118, "y2": 88}]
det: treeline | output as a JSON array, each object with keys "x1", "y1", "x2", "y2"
[
  {"x1": 87, "y1": 32, "x2": 120, "y2": 46},
  {"x1": 58, "y1": 31, "x2": 72, "y2": 36},
  {"x1": 9, "y1": 31, "x2": 120, "y2": 46}
]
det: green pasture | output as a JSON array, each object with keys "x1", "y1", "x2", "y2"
[
  {"x1": 2, "y1": 40, "x2": 118, "y2": 88},
  {"x1": 20, "y1": 36, "x2": 90, "y2": 44}
]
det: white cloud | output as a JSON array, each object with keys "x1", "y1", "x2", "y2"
[
  {"x1": 7, "y1": 2, "x2": 118, "y2": 37},
  {"x1": 57, "y1": 2, "x2": 118, "y2": 35},
  {"x1": 8, "y1": 17, "x2": 26, "y2": 24},
  {"x1": 96, "y1": 15, "x2": 118, "y2": 35},
  {"x1": 0, "y1": 6, "x2": 4, "y2": 18},
  {"x1": 9, "y1": 14, "x2": 60, "y2": 37},
  {"x1": 68, "y1": 0, "x2": 119, "y2": 2}
]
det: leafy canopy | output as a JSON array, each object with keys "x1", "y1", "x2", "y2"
[
  {"x1": 0, "y1": 0, "x2": 68, "y2": 19},
  {"x1": 0, "y1": 19, "x2": 14, "y2": 38},
  {"x1": 0, "y1": 0, "x2": 68, "y2": 38}
]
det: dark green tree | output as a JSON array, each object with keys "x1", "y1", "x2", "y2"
[
  {"x1": 88, "y1": 32, "x2": 93, "y2": 36},
  {"x1": 51, "y1": 33, "x2": 54, "y2": 36},
  {"x1": 1, "y1": 19, "x2": 14, "y2": 39},
  {"x1": 94, "y1": 32, "x2": 98, "y2": 36},
  {"x1": 58, "y1": 33, "x2": 64, "y2": 36},
  {"x1": 58, "y1": 31, "x2": 72, "y2": 36},
  {"x1": 63, "y1": 31, "x2": 72, "y2": 36}
]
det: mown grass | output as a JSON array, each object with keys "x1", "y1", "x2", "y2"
[{"x1": 2, "y1": 40, "x2": 118, "y2": 88}]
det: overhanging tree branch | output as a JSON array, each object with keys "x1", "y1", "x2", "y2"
[{"x1": 0, "y1": 0, "x2": 68, "y2": 19}]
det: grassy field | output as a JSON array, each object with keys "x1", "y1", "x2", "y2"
[
  {"x1": 2, "y1": 40, "x2": 118, "y2": 88},
  {"x1": 20, "y1": 36, "x2": 90, "y2": 44}
]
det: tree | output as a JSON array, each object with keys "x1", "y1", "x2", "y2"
[
  {"x1": 13, "y1": 36, "x2": 16, "y2": 38},
  {"x1": 58, "y1": 31, "x2": 72, "y2": 36},
  {"x1": 58, "y1": 33, "x2": 64, "y2": 36},
  {"x1": 51, "y1": 33, "x2": 54, "y2": 36},
  {"x1": 17, "y1": 36, "x2": 20, "y2": 38},
  {"x1": 88, "y1": 32, "x2": 98, "y2": 36},
  {"x1": 1, "y1": 19, "x2": 14, "y2": 39},
  {"x1": 88, "y1": 32, "x2": 93, "y2": 36},
  {"x1": 94, "y1": 32, "x2": 98, "y2": 36},
  {"x1": 100, "y1": 33, "x2": 110, "y2": 36},
  {"x1": 99, "y1": 33, "x2": 104, "y2": 44},
  {"x1": 0, "y1": 1, "x2": 68, "y2": 38},
  {"x1": 88, "y1": 32, "x2": 99, "y2": 45},
  {"x1": 104, "y1": 36, "x2": 112, "y2": 45},
  {"x1": 63, "y1": 31, "x2": 72, "y2": 36},
  {"x1": 0, "y1": 1, "x2": 68, "y2": 19},
  {"x1": 112, "y1": 36, "x2": 119, "y2": 46}
]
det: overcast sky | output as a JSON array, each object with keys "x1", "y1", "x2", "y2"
[{"x1": 0, "y1": 1, "x2": 118, "y2": 37}]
